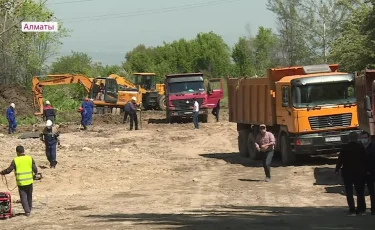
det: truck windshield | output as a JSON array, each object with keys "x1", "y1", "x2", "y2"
[
  {"x1": 292, "y1": 82, "x2": 355, "y2": 108},
  {"x1": 169, "y1": 81, "x2": 205, "y2": 94}
]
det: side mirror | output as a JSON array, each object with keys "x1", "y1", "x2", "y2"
[
  {"x1": 366, "y1": 111, "x2": 372, "y2": 118},
  {"x1": 365, "y1": 95, "x2": 371, "y2": 111}
]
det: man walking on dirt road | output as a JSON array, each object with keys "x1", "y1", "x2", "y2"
[
  {"x1": 212, "y1": 99, "x2": 220, "y2": 122},
  {"x1": 255, "y1": 124, "x2": 275, "y2": 182},
  {"x1": 335, "y1": 132, "x2": 367, "y2": 216},
  {"x1": 40, "y1": 120, "x2": 60, "y2": 168},
  {"x1": 0, "y1": 145, "x2": 38, "y2": 216},
  {"x1": 6, "y1": 103, "x2": 16, "y2": 134},
  {"x1": 193, "y1": 98, "x2": 199, "y2": 129}
]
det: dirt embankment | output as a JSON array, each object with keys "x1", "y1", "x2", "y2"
[{"x1": 0, "y1": 85, "x2": 35, "y2": 117}]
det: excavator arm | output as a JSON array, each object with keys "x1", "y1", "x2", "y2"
[
  {"x1": 108, "y1": 74, "x2": 137, "y2": 89},
  {"x1": 32, "y1": 74, "x2": 93, "y2": 116}
]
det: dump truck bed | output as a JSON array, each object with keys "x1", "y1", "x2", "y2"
[
  {"x1": 355, "y1": 69, "x2": 375, "y2": 135},
  {"x1": 227, "y1": 77, "x2": 275, "y2": 126}
]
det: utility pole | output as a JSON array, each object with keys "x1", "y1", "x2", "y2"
[{"x1": 323, "y1": 21, "x2": 327, "y2": 63}]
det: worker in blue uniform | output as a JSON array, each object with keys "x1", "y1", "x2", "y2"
[
  {"x1": 78, "y1": 107, "x2": 89, "y2": 130},
  {"x1": 6, "y1": 103, "x2": 17, "y2": 134},
  {"x1": 39, "y1": 120, "x2": 60, "y2": 168},
  {"x1": 87, "y1": 99, "x2": 94, "y2": 125}
]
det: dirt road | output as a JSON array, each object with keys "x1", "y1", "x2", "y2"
[{"x1": 0, "y1": 109, "x2": 373, "y2": 229}]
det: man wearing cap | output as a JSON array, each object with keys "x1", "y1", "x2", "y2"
[
  {"x1": 0, "y1": 145, "x2": 38, "y2": 216},
  {"x1": 40, "y1": 120, "x2": 60, "y2": 168},
  {"x1": 43, "y1": 100, "x2": 56, "y2": 123},
  {"x1": 255, "y1": 124, "x2": 275, "y2": 182},
  {"x1": 335, "y1": 132, "x2": 368, "y2": 215},
  {"x1": 6, "y1": 103, "x2": 16, "y2": 134},
  {"x1": 127, "y1": 97, "x2": 139, "y2": 130}
]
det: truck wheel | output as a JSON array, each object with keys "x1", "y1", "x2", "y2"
[
  {"x1": 280, "y1": 134, "x2": 296, "y2": 166},
  {"x1": 158, "y1": 95, "x2": 166, "y2": 111},
  {"x1": 248, "y1": 133, "x2": 261, "y2": 160},
  {"x1": 238, "y1": 130, "x2": 249, "y2": 157},
  {"x1": 201, "y1": 114, "x2": 208, "y2": 123}
]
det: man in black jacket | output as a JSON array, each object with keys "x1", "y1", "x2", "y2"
[
  {"x1": 365, "y1": 135, "x2": 375, "y2": 215},
  {"x1": 335, "y1": 132, "x2": 367, "y2": 216}
]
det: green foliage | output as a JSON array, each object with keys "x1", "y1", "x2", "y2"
[
  {"x1": 0, "y1": 0, "x2": 70, "y2": 86},
  {"x1": 122, "y1": 31, "x2": 232, "y2": 81}
]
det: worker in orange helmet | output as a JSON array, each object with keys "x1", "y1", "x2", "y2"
[{"x1": 78, "y1": 107, "x2": 88, "y2": 130}]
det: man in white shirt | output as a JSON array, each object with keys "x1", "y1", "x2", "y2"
[{"x1": 193, "y1": 98, "x2": 199, "y2": 129}]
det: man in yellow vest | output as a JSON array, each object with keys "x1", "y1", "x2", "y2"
[{"x1": 0, "y1": 145, "x2": 38, "y2": 217}]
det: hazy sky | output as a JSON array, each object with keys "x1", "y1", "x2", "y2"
[{"x1": 46, "y1": 0, "x2": 276, "y2": 65}]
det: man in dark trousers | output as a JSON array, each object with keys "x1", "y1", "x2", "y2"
[
  {"x1": 40, "y1": 120, "x2": 60, "y2": 168},
  {"x1": 128, "y1": 96, "x2": 139, "y2": 130},
  {"x1": 78, "y1": 107, "x2": 89, "y2": 130},
  {"x1": 43, "y1": 100, "x2": 56, "y2": 123},
  {"x1": 335, "y1": 132, "x2": 367, "y2": 216},
  {"x1": 123, "y1": 100, "x2": 131, "y2": 123},
  {"x1": 255, "y1": 124, "x2": 276, "y2": 182},
  {"x1": 211, "y1": 99, "x2": 220, "y2": 122},
  {"x1": 365, "y1": 135, "x2": 375, "y2": 215},
  {"x1": 0, "y1": 145, "x2": 38, "y2": 216},
  {"x1": 6, "y1": 103, "x2": 16, "y2": 134}
]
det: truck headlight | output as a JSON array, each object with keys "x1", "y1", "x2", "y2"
[{"x1": 295, "y1": 138, "x2": 312, "y2": 145}]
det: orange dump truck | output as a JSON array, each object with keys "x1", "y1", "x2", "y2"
[
  {"x1": 355, "y1": 69, "x2": 375, "y2": 136},
  {"x1": 227, "y1": 64, "x2": 368, "y2": 165}
]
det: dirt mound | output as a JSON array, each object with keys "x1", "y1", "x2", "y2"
[{"x1": 0, "y1": 85, "x2": 34, "y2": 117}]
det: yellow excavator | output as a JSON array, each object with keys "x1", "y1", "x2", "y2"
[
  {"x1": 108, "y1": 73, "x2": 166, "y2": 110},
  {"x1": 32, "y1": 74, "x2": 142, "y2": 116}
]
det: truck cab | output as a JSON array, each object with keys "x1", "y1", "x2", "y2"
[{"x1": 164, "y1": 73, "x2": 223, "y2": 123}]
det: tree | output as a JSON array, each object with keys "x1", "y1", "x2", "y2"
[
  {"x1": 50, "y1": 51, "x2": 93, "y2": 75},
  {"x1": 299, "y1": 0, "x2": 362, "y2": 63},
  {"x1": 0, "y1": 0, "x2": 69, "y2": 85},
  {"x1": 193, "y1": 31, "x2": 231, "y2": 77},
  {"x1": 253, "y1": 26, "x2": 280, "y2": 75},
  {"x1": 267, "y1": 0, "x2": 311, "y2": 66},
  {"x1": 232, "y1": 37, "x2": 254, "y2": 76},
  {"x1": 329, "y1": 2, "x2": 372, "y2": 71}
]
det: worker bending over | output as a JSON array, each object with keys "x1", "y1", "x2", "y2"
[
  {"x1": 40, "y1": 120, "x2": 60, "y2": 168},
  {"x1": 78, "y1": 107, "x2": 89, "y2": 130},
  {"x1": 43, "y1": 100, "x2": 56, "y2": 123},
  {"x1": 0, "y1": 146, "x2": 38, "y2": 217},
  {"x1": 6, "y1": 103, "x2": 16, "y2": 134}
]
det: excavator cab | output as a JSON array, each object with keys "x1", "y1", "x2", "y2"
[
  {"x1": 134, "y1": 73, "x2": 156, "y2": 91},
  {"x1": 133, "y1": 73, "x2": 161, "y2": 110},
  {"x1": 90, "y1": 77, "x2": 118, "y2": 103}
]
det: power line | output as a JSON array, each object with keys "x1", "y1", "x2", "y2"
[{"x1": 63, "y1": 0, "x2": 244, "y2": 23}]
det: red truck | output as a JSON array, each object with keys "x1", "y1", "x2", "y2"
[
  {"x1": 355, "y1": 69, "x2": 375, "y2": 137},
  {"x1": 164, "y1": 73, "x2": 224, "y2": 123}
]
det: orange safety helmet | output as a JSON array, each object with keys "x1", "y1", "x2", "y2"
[{"x1": 85, "y1": 98, "x2": 89, "y2": 101}]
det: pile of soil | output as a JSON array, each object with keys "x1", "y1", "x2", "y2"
[{"x1": 0, "y1": 85, "x2": 34, "y2": 117}]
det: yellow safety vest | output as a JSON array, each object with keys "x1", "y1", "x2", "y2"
[{"x1": 14, "y1": 155, "x2": 33, "y2": 186}]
